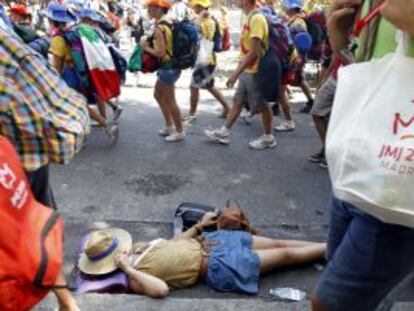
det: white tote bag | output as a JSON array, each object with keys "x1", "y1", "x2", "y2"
[
  {"x1": 326, "y1": 33, "x2": 414, "y2": 228},
  {"x1": 195, "y1": 38, "x2": 213, "y2": 67}
]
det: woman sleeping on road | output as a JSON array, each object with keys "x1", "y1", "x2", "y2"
[{"x1": 78, "y1": 212, "x2": 326, "y2": 298}]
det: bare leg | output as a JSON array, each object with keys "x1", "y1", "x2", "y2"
[
  {"x1": 96, "y1": 98, "x2": 107, "y2": 120},
  {"x1": 208, "y1": 86, "x2": 230, "y2": 113},
  {"x1": 252, "y1": 235, "x2": 323, "y2": 250},
  {"x1": 164, "y1": 84, "x2": 183, "y2": 133},
  {"x1": 88, "y1": 107, "x2": 106, "y2": 127},
  {"x1": 154, "y1": 81, "x2": 173, "y2": 128},
  {"x1": 300, "y1": 80, "x2": 314, "y2": 103},
  {"x1": 256, "y1": 243, "x2": 326, "y2": 274},
  {"x1": 52, "y1": 270, "x2": 80, "y2": 311},
  {"x1": 279, "y1": 86, "x2": 293, "y2": 121},
  {"x1": 261, "y1": 106, "x2": 273, "y2": 135},
  {"x1": 224, "y1": 99, "x2": 244, "y2": 129},
  {"x1": 189, "y1": 86, "x2": 199, "y2": 116},
  {"x1": 312, "y1": 115, "x2": 328, "y2": 146}
]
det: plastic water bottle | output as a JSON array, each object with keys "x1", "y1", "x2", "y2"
[{"x1": 268, "y1": 288, "x2": 306, "y2": 302}]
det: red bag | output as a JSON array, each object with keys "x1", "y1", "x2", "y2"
[
  {"x1": 0, "y1": 137, "x2": 64, "y2": 311},
  {"x1": 222, "y1": 28, "x2": 231, "y2": 52},
  {"x1": 142, "y1": 51, "x2": 160, "y2": 73}
]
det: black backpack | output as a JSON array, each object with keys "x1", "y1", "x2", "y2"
[
  {"x1": 160, "y1": 19, "x2": 201, "y2": 69},
  {"x1": 304, "y1": 11, "x2": 327, "y2": 61},
  {"x1": 212, "y1": 17, "x2": 223, "y2": 53},
  {"x1": 173, "y1": 202, "x2": 216, "y2": 235}
]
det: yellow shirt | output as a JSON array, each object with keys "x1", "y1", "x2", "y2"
[
  {"x1": 133, "y1": 239, "x2": 202, "y2": 289},
  {"x1": 199, "y1": 13, "x2": 216, "y2": 66},
  {"x1": 288, "y1": 15, "x2": 308, "y2": 35},
  {"x1": 240, "y1": 11, "x2": 269, "y2": 74},
  {"x1": 154, "y1": 16, "x2": 174, "y2": 64},
  {"x1": 49, "y1": 35, "x2": 73, "y2": 63}
]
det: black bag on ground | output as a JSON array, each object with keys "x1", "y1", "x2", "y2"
[{"x1": 173, "y1": 202, "x2": 216, "y2": 235}]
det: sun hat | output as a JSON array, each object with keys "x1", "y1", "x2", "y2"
[
  {"x1": 78, "y1": 8, "x2": 102, "y2": 22},
  {"x1": 9, "y1": 5, "x2": 31, "y2": 16},
  {"x1": 190, "y1": 0, "x2": 211, "y2": 9},
  {"x1": 78, "y1": 228, "x2": 132, "y2": 275},
  {"x1": 146, "y1": 0, "x2": 171, "y2": 10},
  {"x1": 284, "y1": 0, "x2": 303, "y2": 10},
  {"x1": 44, "y1": 4, "x2": 78, "y2": 23}
]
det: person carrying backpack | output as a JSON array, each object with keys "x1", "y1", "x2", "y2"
[
  {"x1": 204, "y1": 0, "x2": 278, "y2": 150},
  {"x1": 143, "y1": 0, "x2": 185, "y2": 142},
  {"x1": 47, "y1": 4, "x2": 119, "y2": 142},
  {"x1": 282, "y1": 0, "x2": 314, "y2": 114},
  {"x1": 183, "y1": 0, "x2": 230, "y2": 123}
]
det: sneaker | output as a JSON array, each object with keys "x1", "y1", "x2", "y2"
[
  {"x1": 105, "y1": 124, "x2": 119, "y2": 143},
  {"x1": 204, "y1": 127, "x2": 231, "y2": 145},
  {"x1": 274, "y1": 121, "x2": 295, "y2": 132},
  {"x1": 158, "y1": 126, "x2": 174, "y2": 137},
  {"x1": 165, "y1": 131, "x2": 185, "y2": 142},
  {"x1": 182, "y1": 114, "x2": 197, "y2": 124},
  {"x1": 112, "y1": 105, "x2": 123, "y2": 122},
  {"x1": 309, "y1": 150, "x2": 325, "y2": 163},
  {"x1": 319, "y1": 158, "x2": 328, "y2": 169},
  {"x1": 240, "y1": 109, "x2": 252, "y2": 125},
  {"x1": 249, "y1": 135, "x2": 277, "y2": 150}
]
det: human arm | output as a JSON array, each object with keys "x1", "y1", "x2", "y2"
[
  {"x1": 141, "y1": 26, "x2": 166, "y2": 59},
  {"x1": 49, "y1": 36, "x2": 67, "y2": 74},
  {"x1": 327, "y1": 0, "x2": 362, "y2": 53},
  {"x1": 115, "y1": 253, "x2": 169, "y2": 298},
  {"x1": 173, "y1": 212, "x2": 218, "y2": 240},
  {"x1": 381, "y1": 0, "x2": 414, "y2": 36}
]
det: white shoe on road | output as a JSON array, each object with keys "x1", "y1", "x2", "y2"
[
  {"x1": 249, "y1": 135, "x2": 277, "y2": 150},
  {"x1": 274, "y1": 121, "x2": 295, "y2": 132},
  {"x1": 165, "y1": 131, "x2": 185, "y2": 142},
  {"x1": 204, "y1": 127, "x2": 231, "y2": 145}
]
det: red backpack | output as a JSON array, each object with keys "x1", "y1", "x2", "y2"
[{"x1": 0, "y1": 136, "x2": 64, "y2": 311}]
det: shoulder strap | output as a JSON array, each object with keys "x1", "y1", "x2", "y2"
[{"x1": 132, "y1": 239, "x2": 163, "y2": 268}]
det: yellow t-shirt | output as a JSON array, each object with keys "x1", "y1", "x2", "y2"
[
  {"x1": 240, "y1": 11, "x2": 269, "y2": 74},
  {"x1": 288, "y1": 15, "x2": 308, "y2": 35},
  {"x1": 199, "y1": 14, "x2": 216, "y2": 66},
  {"x1": 154, "y1": 16, "x2": 174, "y2": 64},
  {"x1": 134, "y1": 239, "x2": 202, "y2": 289},
  {"x1": 49, "y1": 35, "x2": 73, "y2": 63}
]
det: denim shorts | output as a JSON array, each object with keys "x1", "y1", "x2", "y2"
[
  {"x1": 157, "y1": 66, "x2": 181, "y2": 85},
  {"x1": 202, "y1": 230, "x2": 260, "y2": 295},
  {"x1": 314, "y1": 196, "x2": 414, "y2": 311}
]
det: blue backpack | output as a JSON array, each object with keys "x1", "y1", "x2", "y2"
[
  {"x1": 212, "y1": 17, "x2": 223, "y2": 53},
  {"x1": 160, "y1": 19, "x2": 201, "y2": 69}
]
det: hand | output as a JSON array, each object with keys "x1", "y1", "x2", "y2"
[
  {"x1": 327, "y1": 0, "x2": 362, "y2": 53},
  {"x1": 381, "y1": 0, "x2": 414, "y2": 36},
  {"x1": 200, "y1": 212, "x2": 218, "y2": 227},
  {"x1": 114, "y1": 252, "x2": 131, "y2": 271},
  {"x1": 226, "y1": 74, "x2": 238, "y2": 88}
]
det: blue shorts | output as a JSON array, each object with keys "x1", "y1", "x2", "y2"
[
  {"x1": 202, "y1": 230, "x2": 260, "y2": 295},
  {"x1": 314, "y1": 196, "x2": 414, "y2": 311},
  {"x1": 157, "y1": 66, "x2": 181, "y2": 85}
]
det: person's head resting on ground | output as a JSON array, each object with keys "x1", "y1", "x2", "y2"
[
  {"x1": 190, "y1": 0, "x2": 211, "y2": 15},
  {"x1": 146, "y1": 0, "x2": 171, "y2": 20},
  {"x1": 78, "y1": 8, "x2": 102, "y2": 26},
  {"x1": 44, "y1": 3, "x2": 77, "y2": 30},
  {"x1": 78, "y1": 228, "x2": 132, "y2": 275},
  {"x1": 284, "y1": 0, "x2": 303, "y2": 16}
]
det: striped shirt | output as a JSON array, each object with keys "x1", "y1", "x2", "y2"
[{"x1": 0, "y1": 28, "x2": 90, "y2": 172}]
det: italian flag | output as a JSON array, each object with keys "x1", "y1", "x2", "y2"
[{"x1": 78, "y1": 25, "x2": 120, "y2": 101}]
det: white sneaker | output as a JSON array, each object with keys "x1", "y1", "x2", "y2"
[
  {"x1": 105, "y1": 124, "x2": 119, "y2": 144},
  {"x1": 112, "y1": 105, "x2": 123, "y2": 122},
  {"x1": 204, "y1": 127, "x2": 231, "y2": 145},
  {"x1": 165, "y1": 131, "x2": 185, "y2": 142},
  {"x1": 240, "y1": 109, "x2": 252, "y2": 125},
  {"x1": 182, "y1": 114, "x2": 197, "y2": 124},
  {"x1": 249, "y1": 135, "x2": 277, "y2": 150},
  {"x1": 274, "y1": 121, "x2": 295, "y2": 132},
  {"x1": 158, "y1": 126, "x2": 174, "y2": 137}
]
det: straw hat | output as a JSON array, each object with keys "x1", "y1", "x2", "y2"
[
  {"x1": 78, "y1": 228, "x2": 132, "y2": 275},
  {"x1": 190, "y1": 0, "x2": 211, "y2": 8}
]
